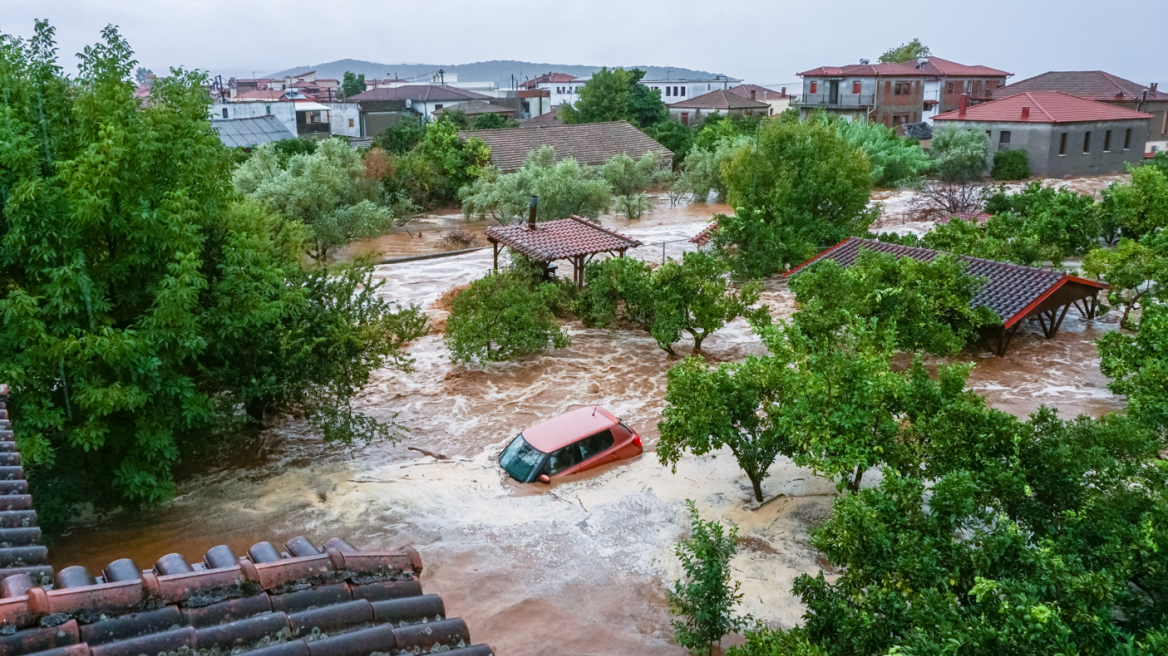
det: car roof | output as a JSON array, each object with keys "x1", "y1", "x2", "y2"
[{"x1": 522, "y1": 406, "x2": 619, "y2": 452}]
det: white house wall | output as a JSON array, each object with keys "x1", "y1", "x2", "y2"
[
  {"x1": 213, "y1": 102, "x2": 299, "y2": 136},
  {"x1": 324, "y1": 103, "x2": 361, "y2": 137}
]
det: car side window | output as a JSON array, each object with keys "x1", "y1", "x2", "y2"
[
  {"x1": 546, "y1": 443, "x2": 584, "y2": 475},
  {"x1": 580, "y1": 430, "x2": 615, "y2": 461}
]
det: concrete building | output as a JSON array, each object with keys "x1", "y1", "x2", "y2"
[
  {"x1": 348, "y1": 85, "x2": 492, "y2": 120},
  {"x1": 728, "y1": 84, "x2": 795, "y2": 116},
  {"x1": 520, "y1": 71, "x2": 743, "y2": 112},
  {"x1": 212, "y1": 100, "x2": 334, "y2": 140},
  {"x1": 933, "y1": 92, "x2": 1152, "y2": 178},
  {"x1": 667, "y1": 89, "x2": 770, "y2": 125},
  {"x1": 912, "y1": 57, "x2": 1012, "y2": 123},
  {"x1": 797, "y1": 62, "x2": 928, "y2": 127},
  {"x1": 988, "y1": 71, "x2": 1168, "y2": 153}
]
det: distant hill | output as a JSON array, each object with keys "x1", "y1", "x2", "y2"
[{"x1": 264, "y1": 59, "x2": 726, "y2": 85}]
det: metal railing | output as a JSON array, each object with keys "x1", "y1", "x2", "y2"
[{"x1": 801, "y1": 93, "x2": 875, "y2": 107}]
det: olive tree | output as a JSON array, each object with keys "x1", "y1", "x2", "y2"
[
  {"x1": 445, "y1": 272, "x2": 571, "y2": 364},
  {"x1": 459, "y1": 146, "x2": 611, "y2": 223}
]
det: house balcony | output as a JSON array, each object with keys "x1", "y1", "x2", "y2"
[{"x1": 801, "y1": 93, "x2": 875, "y2": 108}]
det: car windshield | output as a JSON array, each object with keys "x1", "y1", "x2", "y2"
[{"x1": 499, "y1": 434, "x2": 546, "y2": 482}]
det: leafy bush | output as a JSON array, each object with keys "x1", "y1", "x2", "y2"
[
  {"x1": 613, "y1": 192, "x2": 653, "y2": 219},
  {"x1": 826, "y1": 114, "x2": 932, "y2": 187},
  {"x1": 682, "y1": 135, "x2": 751, "y2": 202},
  {"x1": 1098, "y1": 301, "x2": 1168, "y2": 439},
  {"x1": 709, "y1": 208, "x2": 818, "y2": 280},
  {"x1": 459, "y1": 146, "x2": 611, "y2": 223},
  {"x1": 931, "y1": 125, "x2": 989, "y2": 183},
  {"x1": 1100, "y1": 165, "x2": 1168, "y2": 238},
  {"x1": 991, "y1": 148, "x2": 1031, "y2": 180},
  {"x1": 1084, "y1": 232, "x2": 1168, "y2": 329},
  {"x1": 559, "y1": 67, "x2": 668, "y2": 128},
  {"x1": 445, "y1": 271, "x2": 570, "y2": 364},
  {"x1": 668, "y1": 501, "x2": 749, "y2": 654},
  {"x1": 372, "y1": 114, "x2": 426, "y2": 155},
  {"x1": 642, "y1": 120, "x2": 695, "y2": 166},
  {"x1": 470, "y1": 112, "x2": 519, "y2": 130}
]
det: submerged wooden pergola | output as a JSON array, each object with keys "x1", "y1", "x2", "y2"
[
  {"x1": 484, "y1": 216, "x2": 642, "y2": 289},
  {"x1": 786, "y1": 237, "x2": 1109, "y2": 356}
]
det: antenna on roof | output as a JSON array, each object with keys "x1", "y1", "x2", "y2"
[{"x1": 592, "y1": 405, "x2": 598, "y2": 416}]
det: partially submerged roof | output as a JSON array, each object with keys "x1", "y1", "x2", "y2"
[
  {"x1": 934, "y1": 91, "x2": 1154, "y2": 123},
  {"x1": 212, "y1": 116, "x2": 296, "y2": 148},
  {"x1": 434, "y1": 101, "x2": 515, "y2": 117},
  {"x1": 0, "y1": 388, "x2": 495, "y2": 656},
  {"x1": 522, "y1": 407, "x2": 619, "y2": 452},
  {"x1": 668, "y1": 89, "x2": 769, "y2": 110},
  {"x1": 484, "y1": 216, "x2": 641, "y2": 262},
  {"x1": 797, "y1": 62, "x2": 928, "y2": 77},
  {"x1": 915, "y1": 57, "x2": 1012, "y2": 78},
  {"x1": 786, "y1": 237, "x2": 1107, "y2": 329},
  {"x1": 459, "y1": 121, "x2": 672, "y2": 172},
  {"x1": 990, "y1": 70, "x2": 1168, "y2": 103},
  {"x1": 349, "y1": 85, "x2": 491, "y2": 102}
]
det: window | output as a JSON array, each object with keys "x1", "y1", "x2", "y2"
[
  {"x1": 1059, "y1": 132, "x2": 1068, "y2": 155},
  {"x1": 545, "y1": 430, "x2": 614, "y2": 475},
  {"x1": 579, "y1": 430, "x2": 614, "y2": 461},
  {"x1": 680, "y1": 87, "x2": 685, "y2": 96},
  {"x1": 810, "y1": 81, "x2": 817, "y2": 94},
  {"x1": 665, "y1": 86, "x2": 671, "y2": 96},
  {"x1": 265, "y1": 104, "x2": 271, "y2": 115},
  {"x1": 221, "y1": 108, "x2": 228, "y2": 118},
  {"x1": 946, "y1": 81, "x2": 954, "y2": 94},
  {"x1": 999, "y1": 130, "x2": 1011, "y2": 144},
  {"x1": 348, "y1": 118, "x2": 354, "y2": 128},
  {"x1": 1125, "y1": 128, "x2": 1132, "y2": 150},
  {"x1": 1083, "y1": 131, "x2": 1091, "y2": 154},
  {"x1": 1104, "y1": 130, "x2": 1112, "y2": 152},
  {"x1": 681, "y1": 112, "x2": 689, "y2": 126},
  {"x1": 853, "y1": 81, "x2": 861, "y2": 94}
]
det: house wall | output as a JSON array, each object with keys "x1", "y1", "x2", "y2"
[
  {"x1": 668, "y1": 106, "x2": 764, "y2": 126},
  {"x1": 941, "y1": 77, "x2": 1008, "y2": 112},
  {"x1": 323, "y1": 103, "x2": 361, "y2": 137},
  {"x1": 1139, "y1": 98, "x2": 1168, "y2": 152},
  {"x1": 939, "y1": 118, "x2": 1149, "y2": 177},
  {"x1": 798, "y1": 76, "x2": 878, "y2": 121},
  {"x1": 214, "y1": 102, "x2": 299, "y2": 136},
  {"x1": 873, "y1": 78, "x2": 924, "y2": 127}
]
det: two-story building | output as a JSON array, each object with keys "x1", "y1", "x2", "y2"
[
  {"x1": 797, "y1": 62, "x2": 928, "y2": 128},
  {"x1": 520, "y1": 71, "x2": 744, "y2": 112},
  {"x1": 988, "y1": 71, "x2": 1168, "y2": 153},
  {"x1": 912, "y1": 57, "x2": 1012, "y2": 123}
]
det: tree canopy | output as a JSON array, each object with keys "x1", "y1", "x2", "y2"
[
  {"x1": 459, "y1": 146, "x2": 611, "y2": 223},
  {"x1": 341, "y1": 71, "x2": 366, "y2": 99},
  {"x1": 878, "y1": 38, "x2": 931, "y2": 64},
  {"x1": 559, "y1": 67, "x2": 668, "y2": 128},
  {"x1": 445, "y1": 270, "x2": 571, "y2": 364}
]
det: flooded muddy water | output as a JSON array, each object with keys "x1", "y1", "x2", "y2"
[{"x1": 49, "y1": 189, "x2": 1127, "y2": 656}]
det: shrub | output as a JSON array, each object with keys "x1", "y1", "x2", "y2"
[
  {"x1": 991, "y1": 148, "x2": 1031, "y2": 180},
  {"x1": 445, "y1": 272, "x2": 570, "y2": 364},
  {"x1": 459, "y1": 146, "x2": 611, "y2": 223},
  {"x1": 932, "y1": 125, "x2": 989, "y2": 183},
  {"x1": 614, "y1": 192, "x2": 653, "y2": 219},
  {"x1": 667, "y1": 501, "x2": 748, "y2": 655}
]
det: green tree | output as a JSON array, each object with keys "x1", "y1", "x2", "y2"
[
  {"x1": 459, "y1": 146, "x2": 611, "y2": 223},
  {"x1": 134, "y1": 66, "x2": 153, "y2": 84},
  {"x1": 983, "y1": 181, "x2": 1102, "y2": 255},
  {"x1": 879, "y1": 38, "x2": 931, "y2": 64},
  {"x1": 683, "y1": 134, "x2": 752, "y2": 203},
  {"x1": 0, "y1": 22, "x2": 428, "y2": 515},
  {"x1": 642, "y1": 120, "x2": 695, "y2": 166},
  {"x1": 1101, "y1": 165, "x2": 1168, "y2": 237},
  {"x1": 602, "y1": 151, "x2": 663, "y2": 219},
  {"x1": 560, "y1": 67, "x2": 668, "y2": 128},
  {"x1": 788, "y1": 249, "x2": 997, "y2": 356},
  {"x1": 445, "y1": 271, "x2": 571, "y2": 364},
  {"x1": 668, "y1": 501, "x2": 749, "y2": 655},
  {"x1": 471, "y1": 112, "x2": 518, "y2": 129},
  {"x1": 236, "y1": 138, "x2": 395, "y2": 262},
  {"x1": 1083, "y1": 235, "x2": 1168, "y2": 328},
  {"x1": 373, "y1": 114, "x2": 426, "y2": 155},
  {"x1": 931, "y1": 124, "x2": 989, "y2": 183},
  {"x1": 991, "y1": 148, "x2": 1031, "y2": 180},
  {"x1": 709, "y1": 208, "x2": 818, "y2": 280},
  {"x1": 658, "y1": 355, "x2": 797, "y2": 501},
  {"x1": 812, "y1": 111, "x2": 932, "y2": 187},
  {"x1": 341, "y1": 71, "x2": 366, "y2": 99},
  {"x1": 1098, "y1": 302, "x2": 1168, "y2": 439}
]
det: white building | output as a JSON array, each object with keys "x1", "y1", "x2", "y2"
[
  {"x1": 521, "y1": 72, "x2": 742, "y2": 110},
  {"x1": 211, "y1": 100, "x2": 334, "y2": 140}
]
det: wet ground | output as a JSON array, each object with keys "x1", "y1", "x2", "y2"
[{"x1": 49, "y1": 187, "x2": 1127, "y2": 656}]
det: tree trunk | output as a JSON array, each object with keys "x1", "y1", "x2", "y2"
[
  {"x1": 847, "y1": 465, "x2": 864, "y2": 494},
  {"x1": 750, "y1": 475, "x2": 764, "y2": 502}
]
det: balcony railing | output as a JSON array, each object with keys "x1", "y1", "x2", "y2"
[{"x1": 802, "y1": 93, "x2": 875, "y2": 107}]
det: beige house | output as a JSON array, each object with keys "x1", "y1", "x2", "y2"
[{"x1": 728, "y1": 84, "x2": 794, "y2": 116}]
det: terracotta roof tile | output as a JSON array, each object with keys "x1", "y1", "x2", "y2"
[
  {"x1": 728, "y1": 84, "x2": 792, "y2": 101},
  {"x1": 689, "y1": 221, "x2": 718, "y2": 246},
  {"x1": 934, "y1": 91, "x2": 1154, "y2": 123},
  {"x1": 484, "y1": 216, "x2": 642, "y2": 261},
  {"x1": 914, "y1": 57, "x2": 1012, "y2": 78},
  {"x1": 460, "y1": 121, "x2": 672, "y2": 172},
  {"x1": 521, "y1": 73, "x2": 579, "y2": 89},
  {"x1": 786, "y1": 237, "x2": 1107, "y2": 327},
  {"x1": 990, "y1": 70, "x2": 1168, "y2": 102},
  {"x1": 0, "y1": 387, "x2": 494, "y2": 656},
  {"x1": 669, "y1": 89, "x2": 769, "y2": 110},
  {"x1": 349, "y1": 85, "x2": 491, "y2": 102},
  {"x1": 797, "y1": 63, "x2": 928, "y2": 77}
]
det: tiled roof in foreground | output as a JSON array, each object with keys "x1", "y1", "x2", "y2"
[
  {"x1": 460, "y1": 121, "x2": 673, "y2": 172},
  {"x1": 786, "y1": 237, "x2": 1107, "y2": 328},
  {"x1": 0, "y1": 389, "x2": 493, "y2": 656},
  {"x1": 485, "y1": 216, "x2": 642, "y2": 262}
]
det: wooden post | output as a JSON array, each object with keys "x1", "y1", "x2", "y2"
[{"x1": 492, "y1": 241, "x2": 498, "y2": 271}]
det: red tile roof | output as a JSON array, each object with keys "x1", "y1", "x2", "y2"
[
  {"x1": 934, "y1": 91, "x2": 1154, "y2": 123},
  {"x1": 521, "y1": 73, "x2": 579, "y2": 89},
  {"x1": 728, "y1": 84, "x2": 792, "y2": 101},
  {"x1": 689, "y1": 221, "x2": 718, "y2": 246},
  {"x1": 786, "y1": 237, "x2": 1107, "y2": 328},
  {"x1": 915, "y1": 57, "x2": 1011, "y2": 78},
  {"x1": 521, "y1": 106, "x2": 561, "y2": 126},
  {"x1": 668, "y1": 89, "x2": 769, "y2": 110},
  {"x1": 0, "y1": 388, "x2": 494, "y2": 656},
  {"x1": 460, "y1": 121, "x2": 672, "y2": 172},
  {"x1": 797, "y1": 63, "x2": 928, "y2": 78},
  {"x1": 990, "y1": 70, "x2": 1168, "y2": 103},
  {"x1": 349, "y1": 85, "x2": 491, "y2": 102},
  {"x1": 484, "y1": 216, "x2": 642, "y2": 262}
]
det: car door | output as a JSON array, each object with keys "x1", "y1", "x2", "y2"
[{"x1": 575, "y1": 430, "x2": 616, "y2": 474}]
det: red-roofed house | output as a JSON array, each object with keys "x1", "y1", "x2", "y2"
[
  {"x1": 797, "y1": 61, "x2": 928, "y2": 127},
  {"x1": 728, "y1": 84, "x2": 794, "y2": 116},
  {"x1": 934, "y1": 92, "x2": 1153, "y2": 177},
  {"x1": 667, "y1": 89, "x2": 770, "y2": 125},
  {"x1": 911, "y1": 56, "x2": 1012, "y2": 122}
]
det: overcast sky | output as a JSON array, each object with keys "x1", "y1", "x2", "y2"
[{"x1": 6, "y1": 0, "x2": 1166, "y2": 88}]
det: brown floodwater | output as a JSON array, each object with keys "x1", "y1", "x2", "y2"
[{"x1": 47, "y1": 190, "x2": 1128, "y2": 656}]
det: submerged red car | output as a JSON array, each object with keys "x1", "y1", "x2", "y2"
[{"x1": 499, "y1": 406, "x2": 643, "y2": 483}]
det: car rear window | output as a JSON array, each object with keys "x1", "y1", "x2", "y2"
[{"x1": 499, "y1": 435, "x2": 545, "y2": 482}]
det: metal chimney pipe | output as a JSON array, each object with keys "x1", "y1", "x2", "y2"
[
  {"x1": 528, "y1": 195, "x2": 537, "y2": 230},
  {"x1": 958, "y1": 93, "x2": 969, "y2": 118}
]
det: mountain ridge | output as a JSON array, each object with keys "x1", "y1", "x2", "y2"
[{"x1": 264, "y1": 59, "x2": 728, "y2": 85}]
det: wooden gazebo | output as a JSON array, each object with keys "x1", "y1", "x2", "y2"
[
  {"x1": 484, "y1": 215, "x2": 642, "y2": 289},
  {"x1": 786, "y1": 237, "x2": 1109, "y2": 356}
]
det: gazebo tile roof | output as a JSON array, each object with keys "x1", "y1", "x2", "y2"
[{"x1": 484, "y1": 216, "x2": 641, "y2": 262}]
